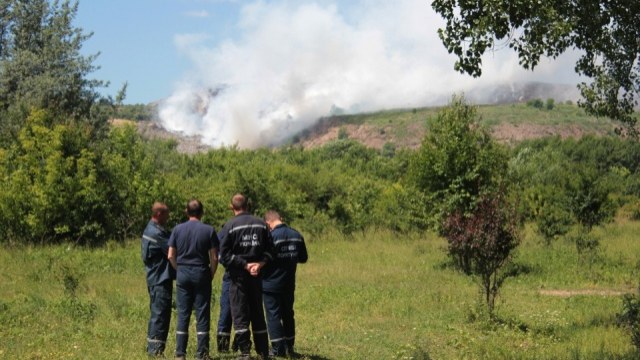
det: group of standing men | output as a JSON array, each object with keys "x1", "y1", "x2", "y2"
[{"x1": 141, "y1": 194, "x2": 308, "y2": 360}]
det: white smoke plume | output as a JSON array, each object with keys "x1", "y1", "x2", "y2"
[{"x1": 159, "y1": 0, "x2": 582, "y2": 148}]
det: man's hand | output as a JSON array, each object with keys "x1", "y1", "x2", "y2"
[{"x1": 245, "y1": 262, "x2": 264, "y2": 277}]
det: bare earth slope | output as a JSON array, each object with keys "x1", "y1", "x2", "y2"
[{"x1": 113, "y1": 103, "x2": 619, "y2": 153}]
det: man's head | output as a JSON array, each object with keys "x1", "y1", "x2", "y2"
[
  {"x1": 186, "y1": 199, "x2": 204, "y2": 219},
  {"x1": 230, "y1": 193, "x2": 248, "y2": 214},
  {"x1": 264, "y1": 210, "x2": 282, "y2": 230},
  {"x1": 151, "y1": 202, "x2": 169, "y2": 226}
]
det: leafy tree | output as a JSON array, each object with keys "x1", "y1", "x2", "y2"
[
  {"x1": 410, "y1": 96, "x2": 508, "y2": 223},
  {"x1": 0, "y1": 109, "x2": 106, "y2": 244},
  {"x1": 0, "y1": 0, "x2": 105, "y2": 144},
  {"x1": 566, "y1": 164, "x2": 615, "y2": 231},
  {"x1": 432, "y1": 0, "x2": 640, "y2": 133},
  {"x1": 527, "y1": 98, "x2": 543, "y2": 109},
  {"x1": 98, "y1": 125, "x2": 180, "y2": 241},
  {"x1": 546, "y1": 98, "x2": 555, "y2": 110},
  {"x1": 442, "y1": 190, "x2": 520, "y2": 315}
]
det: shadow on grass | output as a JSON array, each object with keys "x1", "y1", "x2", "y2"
[
  {"x1": 216, "y1": 353, "x2": 332, "y2": 360},
  {"x1": 435, "y1": 259, "x2": 538, "y2": 278},
  {"x1": 296, "y1": 354, "x2": 332, "y2": 360}
]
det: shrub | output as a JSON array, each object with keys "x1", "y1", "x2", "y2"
[
  {"x1": 570, "y1": 230, "x2": 601, "y2": 267},
  {"x1": 536, "y1": 203, "x2": 573, "y2": 245},
  {"x1": 546, "y1": 98, "x2": 555, "y2": 110},
  {"x1": 338, "y1": 127, "x2": 349, "y2": 140},
  {"x1": 442, "y1": 190, "x2": 520, "y2": 315},
  {"x1": 617, "y1": 289, "x2": 640, "y2": 352},
  {"x1": 410, "y1": 96, "x2": 508, "y2": 224},
  {"x1": 527, "y1": 98, "x2": 544, "y2": 109}
]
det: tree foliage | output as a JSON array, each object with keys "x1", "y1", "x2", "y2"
[
  {"x1": 442, "y1": 190, "x2": 520, "y2": 315},
  {"x1": 0, "y1": 0, "x2": 104, "y2": 144},
  {"x1": 432, "y1": 0, "x2": 640, "y2": 133},
  {"x1": 0, "y1": 109, "x2": 104, "y2": 243},
  {"x1": 410, "y1": 96, "x2": 508, "y2": 224},
  {"x1": 618, "y1": 288, "x2": 640, "y2": 352}
]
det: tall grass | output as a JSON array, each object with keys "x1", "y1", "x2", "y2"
[{"x1": 1, "y1": 221, "x2": 639, "y2": 359}]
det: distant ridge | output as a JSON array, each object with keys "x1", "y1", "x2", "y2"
[
  {"x1": 464, "y1": 82, "x2": 581, "y2": 105},
  {"x1": 131, "y1": 82, "x2": 615, "y2": 152}
]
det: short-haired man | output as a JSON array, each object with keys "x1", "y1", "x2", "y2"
[
  {"x1": 141, "y1": 202, "x2": 174, "y2": 357},
  {"x1": 168, "y1": 199, "x2": 219, "y2": 360},
  {"x1": 219, "y1": 194, "x2": 273, "y2": 360},
  {"x1": 263, "y1": 210, "x2": 308, "y2": 357}
]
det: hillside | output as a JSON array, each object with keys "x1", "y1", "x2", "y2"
[
  {"x1": 291, "y1": 102, "x2": 617, "y2": 149},
  {"x1": 116, "y1": 102, "x2": 620, "y2": 153}
]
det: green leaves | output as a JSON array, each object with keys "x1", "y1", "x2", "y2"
[
  {"x1": 432, "y1": 0, "x2": 640, "y2": 131},
  {"x1": 0, "y1": 0, "x2": 105, "y2": 144},
  {"x1": 410, "y1": 96, "x2": 508, "y2": 222}
]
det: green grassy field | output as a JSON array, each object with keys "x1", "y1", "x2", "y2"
[{"x1": 1, "y1": 218, "x2": 639, "y2": 359}]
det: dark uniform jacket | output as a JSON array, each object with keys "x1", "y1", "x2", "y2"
[
  {"x1": 219, "y1": 213, "x2": 274, "y2": 278},
  {"x1": 262, "y1": 224, "x2": 308, "y2": 293},
  {"x1": 141, "y1": 220, "x2": 175, "y2": 286}
]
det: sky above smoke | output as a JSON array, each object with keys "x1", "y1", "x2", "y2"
[{"x1": 158, "y1": 0, "x2": 582, "y2": 148}]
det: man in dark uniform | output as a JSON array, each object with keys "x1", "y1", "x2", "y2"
[
  {"x1": 219, "y1": 194, "x2": 273, "y2": 360},
  {"x1": 263, "y1": 210, "x2": 308, "y2": 357},
  {"x1": 141, "y1": 202, "x2": 174, "y2": 357},
  {"x1": 168, "y1": 199, "x2": 219, "y2": 360}
]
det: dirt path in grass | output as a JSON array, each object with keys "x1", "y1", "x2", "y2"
[{"x1": 539, "y1": 289, "x2": 633, "y2": 297}]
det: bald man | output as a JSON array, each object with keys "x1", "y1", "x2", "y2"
[{"x1": 141, "y1": 202, "x2": 174, "y2": 357}]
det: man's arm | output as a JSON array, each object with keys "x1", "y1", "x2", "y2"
[
  {"x1": 209, "y1": 248, "x2": 218, "y2": 279},
  {"x1": 298, "y1": 233, "x2": 308, "y2": 264},
  {"x1": 168, "y1": 247, "x2": 177, "y2": 270},
  {"x1": 248, "y1": 228, "x2": 274, "y2": 276}
]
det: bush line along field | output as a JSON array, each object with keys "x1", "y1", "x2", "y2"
[{"x1": 1, "y1": 220, "x2": 639, "y2": 359}]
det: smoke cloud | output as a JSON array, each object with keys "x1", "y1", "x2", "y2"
[{"x1": 159, "y1": 0, "x2": 582, "y2": 148}]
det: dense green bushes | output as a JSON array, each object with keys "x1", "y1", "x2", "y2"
[
  {"x1": 511, "y1": 135, "x2": 640, "y2": 244},
  {"x1": 2, "y1": 107, "x2": 640, "y2": 246}
]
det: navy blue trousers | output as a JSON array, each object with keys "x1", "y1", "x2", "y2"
[
  {"x1": 217, "y1": 271, "x2": 233, "y2": 351},
  {"x1": 146, "y1": 282, "x2": 172, "y2": 355},
  {"x1": 263, "y1": 289, "x2": 296, "y2": 356},
  {"x1": 175, "y1": 266, "x2": 212, "y2": 358},
  {"x1": 229, "y1": 273, "x2": 269, "y2": 357}
]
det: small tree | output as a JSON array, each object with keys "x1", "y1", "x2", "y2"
[
  {"x1": 566, "y1": 165, "x2": 615, "y2": 232},
  {"x1": 442, "y1": 190, "x2": 520, "y2": 316},
  {"x1": 410, "y1": 96, "x2": 508, "y2": 222},
  {"x1": 337, "y1": 127, "x2": 349, "y2": 140},
  {"x1": 410, "y1": 96, "x2": 509, "y2": 271},
  {"x1": 618, "y1": 289, "x2": 640, "y2": 352},
  {"x1": 546, "y1": 98, "x2": 555, "y2": 110},
  {"x1": 527, "y1": 98, "x2": 544, "y2": 109}
]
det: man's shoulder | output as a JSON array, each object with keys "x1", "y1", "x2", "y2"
[
  {"x1": 231, "y1": 214, "x2": 267, "y2": 228},
  {"x1": 273, "y1": 224, "x2": 302, "y2": 238},
  {"x1": 143, "y1": 220, "x2": 167, "y2": 237},
  {"x1": 196, "y1": 221, "x2": 215, "y2": 233}
]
